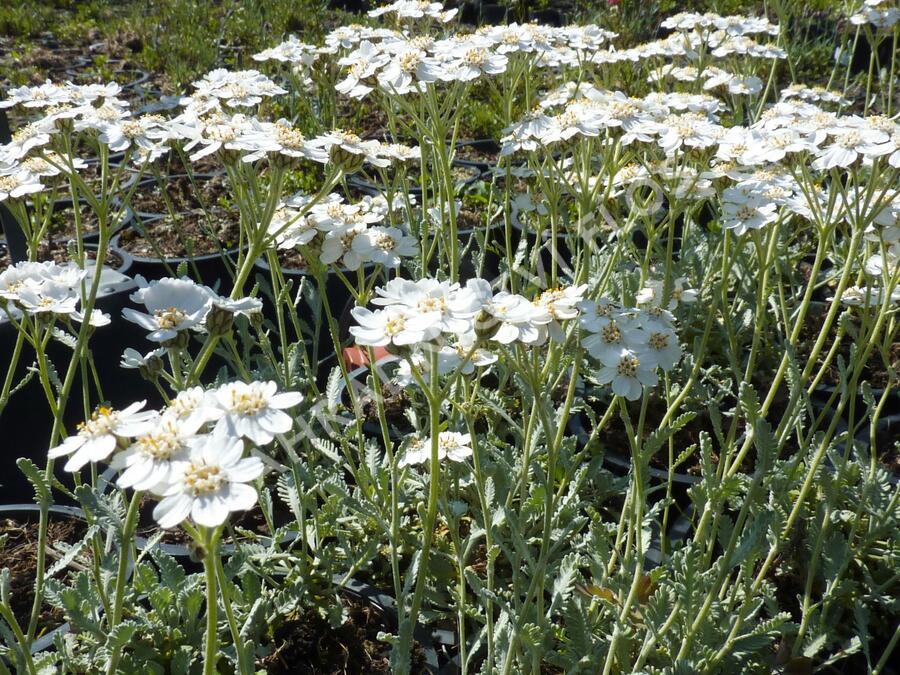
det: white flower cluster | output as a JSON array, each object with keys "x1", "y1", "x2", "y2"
[
  {"x1": 350, "y1": 277, "x2": 586, "y2": 352},
  {"x1": 592, "y1": 14, "x2": 783, "y2": 65},
  {"x1": 0, "y1": 260, "x2": 108, "y2": 325},
  {"x1": 122, "y1": 276, "x2": 262, "y2": 343},
  {"x1": 399, "y1": 431, "x2": 472, "y2": 468},
  {"x1": 850, "y1": 0, "x2": 900, "y2": 29},
  {"x1": 48, "y1": 381, "x2": 302, "y2": 527},
  {"x1": 270, "y1": 192, "x2": 417, "y2": 270},
  {"x1": 579, "y1": 299, "x2": 683, "y2": 400},
  {"x1": 368, "y1": 0, "x2": 458, "y2": 23},
  {"x1": 330, "y1": 19, "x2": 617, "y2": 99}
]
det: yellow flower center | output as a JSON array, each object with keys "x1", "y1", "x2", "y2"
[{"x1": 183, "y1": 463, "x2": 225, "y2": 496}]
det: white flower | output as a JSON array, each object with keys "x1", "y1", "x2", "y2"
[
  {"x1": 370, "y1": 278, "x2": 480, "y2": 335},
  {"x1": 812, "y1": 126, "x2": 891, "y2": 170},
  {"x1": 168, "y1": 386, "x2": 217, "y2": 430},
  {"x1": 205, "y1": 381, "x2": 303, "y2": 446},
  {"x1": 350, "y1": 305, "x2": 431, "y2": 346},
  {"x1": 399, "y1": 431, "x2": 473, "y2": 468},
  {"x1": 581, "y1": 313, "x2": 646, "y2": 363},
  {"x1": 191, "y1": 68, "x2": 286, "y2": 108},
  {"x1": 14, "y1": 282, "x2": 80, "y2": 317},
  {"x1": 0, "y1": 80, "x2": 72, "y2": 109},
  {"x1": 351, "y1": 226, "x2": 418, "y2": 268},
  {"x1": 721, "y1": 186, "x2": 778, "y2": 235},
  {"x1": 336, "y1": 41, "x2": 390, "y2": 99},
  {"x1": 577, "y1": 298, "x2": 620, "y2": 333},
  {"x1": 253, "y1": 37, "x2": 319, "y2": 65},
  {"x1": 447, "y1": 43, "x2": 508, "y2": 82},
  {"x1": 120, "y1": 347, "x2": 167, "y2": 370},
  {"x1": 48, "y1": 402, "x2": 158, "y2": 472},
  {"x1": 636, "y1": 277, "x2": 697, "y2": 310},
  {"x1": 643, "y1": 327, "x2": 682, "y2": 371},
  {"x1": 480, "y1": 291, "x2": 547, "y2": 345},
  {"x1": 153, "y1": 431, "x2": 264, "y2": 529},
  {"x1": 596, "y1": 347, "x2": 658, "y2": 401},
  {"x1": 0, "y1": 171, "x2": 45, "y2": 202},
  {"x1": 122, "y1": 277, "x2": 215, "y2": 342},
  {"x1": 113, "y1": 411, "x2": 201, "y2": 492},
  {"x1": 208, "y1": 295, "x2": 263, "y2": 318}
]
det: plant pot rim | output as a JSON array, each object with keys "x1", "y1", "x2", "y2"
[{"x1": 110, "y1": 231, "x2": 243, "y2": 266}]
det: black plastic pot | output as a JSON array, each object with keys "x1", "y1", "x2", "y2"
[
  {"x1": 812, "y1": 382, "x2": 900, "y2": 419},
  {"x1": 254, "y1": 255, "x2": 370, "y2": 372},
  {"x1": 331, "y1": 574, "x2": 449, "y2": 674},
  {"x1": 328, "y1": 357, "x2": 409, "y2": 443},
  {"x1": 129, "y1": 172, "x2": 231, "y2": 222},
  {"x1": 0, "y1": 503, "x2": 87, "y2": 658},
  {"x1": 478, "y1": 3, "x2": 507, "y2": 25},
  {"x1": 110, "y1": 224, "x2": 241, "y2": 290},
  {"x1": 568, "y1": 411, "x2": 701, "y2": 487},
  {"x1": 0, "y1": 251, "x2": 143, "y2": 503},
  {"x1": 454, "y1": 139, "x2": 500, "y2": 172},
  {"x1": 36, "y1": 201, "x2": 135, "y2": 247},
  {"x1": 508, "y1": 205, "x2": 580, "y2": 281}
]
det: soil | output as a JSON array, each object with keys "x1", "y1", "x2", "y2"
[
  {"x1": 0, "y1": 513, "x2": 88, "y2": 633},
  {"x1": 359, "y1": 381, "x2": 413, "y2": 433},
  {"x1": 39, "y1": 203, "x2": 132, "y2": 241},
  {"x1": 454, "y1": 142, "x2": 500, "y2": 164},
  {"x1": 127, "y1": 173, "x2": 231, "y2": 216},
  {"x1": 456, "y1": 205, "x2": 487, "y2": 232},
  {"x1": 259, "y1": 595, "x2": 428, "y2": 674},
  {"x1": 272, "y1": 246, "x2": 312, "y2": 272},
  {"x1": 116, "y1": 207, "x2": 240, "y2": 258},
  {"x1": 135, "y1": 493, "x2": 295, "y2": 549}
]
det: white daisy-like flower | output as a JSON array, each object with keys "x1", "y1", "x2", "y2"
[
  {"x1": 153, "y1": 430, "x2": 264, "y2": 529},
  {"x1": 479, "y1": 291, "x2": 548, "y2": 346},
  {"x1": 642, "y1": 327, "x2": 682, "y2": 372},
  {"x1": 48, "y1": 402, "x2": 159, "y2": 472},
  {"x1": 0, "y1": 170, "x2": 45, "y2": 203},
  {"x1": 596, "y1": 347, "x2": 658, "y2": 401},
  {"x1": 207, "y1": 381, "x2": 303, "y2": 445},
  {"x1": 721, "y1": 186, "x2": 779, "y2": 235},
  {"x1": 582, "y1": 306, "x2": 649, "y2": 360},
  {"x1": 13, "y1": 281, "x2": 80, "y2": 317},
  {"x1": 120, "y1": 347, "x2": 167, "y2": 370},
  {"x1": 350, "y1": 305, "x2": 431, "y2": 347},
  {"x1": 113, "y1": 411, "x2": 202, "y2": 492},
  {"x1": 399, "y1": 431, "x2": 473, "y2": 468},
  {"x1": 351, "y1": 226, "x2": 418, "y2": 268},
  {"x1": 168, "y1": 386, "x2": 217, "y2": 430},
  {"x1": 122, "y1": 276, "x2": 215, "y2": 342}
]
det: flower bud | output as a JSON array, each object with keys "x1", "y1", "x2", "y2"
[
  {"x1": 206, "y1": 303, "x2": 235, "y2": 337},
  {"x1": 163, "y1": 330, "x2": 190, "y2": 351},
  {"x1": 139, "y1": 353, "x2": 165, "y2": 380},
  {"x1": 473, "y1": 309, "x2": 500, "y2": 342},
  {"x1": 330, "y1": 146, "x2": 365, "y2": 175}
]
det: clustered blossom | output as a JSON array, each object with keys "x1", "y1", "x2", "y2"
[
  {"x1": 399, "y1": 431, "x2": 473, "y2": 468},
  {"x1": 122, "y1": 276, "x2": 262, "y2": 343},
  {"x1": 328, "y1": 20, "x2": 619, "y2": 100},
  {"x1": 350, "y1": 277, "x2": 581, "y2": 377},
  {"x1": 270, "y1": 191, "x2": 418, "y2": 270},
  {"x1": 0, "y1": 260, "x2": 109, "y2": 326},
  {"x1": 850, "y1": 0, "x2": 900, "y2": 29},
  {"x1": 578, "y1": 299, "x2": 683, "y2": 400},
  {"x1": 47, "y1": 381, "x2": 302, "y2": 527}
]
